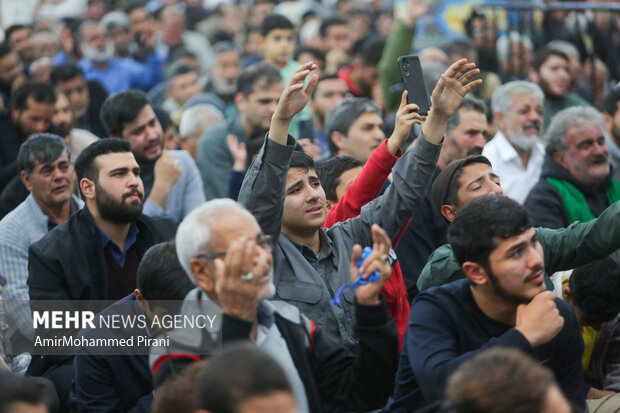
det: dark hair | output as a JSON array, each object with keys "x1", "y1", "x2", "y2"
[
  {"x1": 325, "y1": 97, "x2": 381, "y2": 155},
  {"x1": 260, "y1": 13, "x2": 294, "y2": 37},
  {"x1": 5, "y1": 25, "x2": 30, "y2": 43},
  {"x1": 11, "y1": 82, "x2": 56, "y2": 111},
  {"x1": 316, "y1": 155, "x2": 362, "y2": 202},
  {"x1": 237, "y1": 62, "x2": 282, "y2": 96},
  {"x1": 74, "y1": 138, "x2": 131, "y2": 189},
  {"x1": 603, "y1": 86, "x2": 620, "y2": 116},
  {"x1": 0, "y1": 371, "x2": 48, "y2": 412},
  {"x1": 448, "y1": 195, "x2": 532, "y2": 267},
  {"x1": 570, "y1": 258, "x2": 620, "y2": 325},
  {"x1": 441, "y1": 156, "x2": 492, "y2": 211},
  {"x1": 319, "y1": 16, "x2": 348, "y2": 38},
  {"x1": 359, "y1": 36, "x2": 385, "y2": 66},
  {"x1": 165, "y1": 62, "x2": 198, "y2": 82},
  {"x1": 151, "y1": 360, "x2": 207, "y2": 413},
  {"x1": 154, "y1": 107, "x2": 173, "y2": 132},
  {"x1": 18, "y1": 133, "x2": 71, "y2": 175},
  {"x1": 445, "y1": 96, "x2": 487, "y2": 139},
  {"x1": 289, "y1": 149, "x2": 315, "y2": 172},
  {"x1": 100, "y1": 90, "x2": 151, "y2": 137},
  {"x1": 443, "y1": 38, "x2": 477, "y2": 60},
  {"x1": 311, "y1": 73, "x2": 340, "y2": 99},
  {"x1": 532, "y1": 46, "x2": 568, "y2": 72},
  {"x1": 197, "y1": 344, "x2": 293, "y2": 413},
  {"x1": 137, "y1": 241, "x2": 194, "y2": 302},
  {"x1": 293, "y1": 46, "x2": 325, "y2": 66},
  {"x1": 0, "y1": 42, "x2": 13, "y2": 59},
  {"x1": 124, "y1": 0, "x2": 147, "y2": 14},
  {"x1": 446, "y1": 347, "x2": 556, "y2": 413},
  {"x1": 50, "y1": 64, "x2": 85, "y2": 84}
]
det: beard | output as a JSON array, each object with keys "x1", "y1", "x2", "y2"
[
  {"x1": 537, "y1": 75, "x2": 565, "y2": 100},
  {"x1": 483, "y1": 262, "x2": 543, "y2": 306},
  {"x1": 83, "y1": 42, "x2": 114, "y2": 64},
  {"x1": 212, "y1": 76, "x2": 236, "y2": 96},
  {"x1": 96, "y1": 184, "x2": 144, "y2": 224},
  {"x1": 257, "y1": 267, "x2": 276, "y2": 301},
  {"x1": 507, "y1": 120, "x2": 541, "y2": 151}
]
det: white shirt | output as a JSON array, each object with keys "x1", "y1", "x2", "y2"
[{"x1": 482, "y1": 130, "x2": 545, "y2": 204}]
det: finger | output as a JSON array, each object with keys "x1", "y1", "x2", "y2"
[
  {"x1": 398, "y1": 90, "x2": 408, "y2": 111},
  {"x1": 349, "y1": 244, "x2": 363, "y2": 282},
  {"x1": 238, "y1": 142, "x2": 246, "y2": 153},
  {"x1": 359, "y1": 247, "x2": 385, "y2": 276},
  {"x1": 371, "y1": 224, "x2": 391, "y2": 252},
  {"x1": 250, "y1": 248, "x2": 270, "y2": 287},
  {"x1": 403, "y1": 103, "x2": 420, "y2": 113},
  {"x1": 304, "y1": 72, "x2": 319, "y2": 96},
  {"x1": 227, "y1": 134, "x2": 238, "y2": 146},
  {"x1": 458, "y1": 68, "x2": 480, "y2": 84},
  {"x1": 225, "y1": 238, "x2": 244, "y2": 280},
  {"x1": 241, "y1": 238, "x2": 255, "y2": 277},
  {"x1": 444, "y1": 58, "x2": 468, "y2": 79},
  {"x1": 213, "y1": 257, "x2": 226, "y2": 287},
  {"x1": 462, "y1": 78, "x2": 483, "y2": 94},
  {"x1": 290, "y1": 69, "x2": 310, "y2": 86}
]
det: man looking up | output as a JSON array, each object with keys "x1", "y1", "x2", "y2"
[
  {"x1": 307, "y1": 74, "x2": 348, "y2": 155},
  {"x1": 101, "y1": 90, "x2": 204, "y2": 221}
]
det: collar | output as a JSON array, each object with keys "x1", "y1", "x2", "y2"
[
  {"x1": 96, "y1": 221, "x2": 139, "y2": 252},
  {"x1": 287, "y1": 230, "x2": 333, "y2": 261}
]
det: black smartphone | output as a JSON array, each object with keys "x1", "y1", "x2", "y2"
[
  {"x1": 397, "y1": 55, "x2": 431, "y2": 114},
  {"x1": 298, "y1": 118, "x2": 315, "y2": 140}
]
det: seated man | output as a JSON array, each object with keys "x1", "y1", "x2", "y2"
[
  {"x1": 153, "y1": 199, "x2": 398, "y2": 413},
  {"x1": 101, "y1": 90, "x2": 205, "y2": 221},
  {"x1": 390, "y1": 195, "x2": 586, "y2": 411},
  {"x1": 72, "y1": 241, "x2": 194, "y2": 413},
  {"x1": 416, "y1": 156, "x2": 620, "y2": 292},
  {"x1": 238, "y1": 60, "x2": 482, "y2": 348},
  {"x1": 524, "y1": 106, "x2": 619, "y2": 229}
]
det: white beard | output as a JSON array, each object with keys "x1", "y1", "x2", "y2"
[
  {"x1": 509, "y1": 131, "x2": 540, "y2": 151},
  {"x1": 83, "y1": 42, "x2": 114, "y2": 64}
]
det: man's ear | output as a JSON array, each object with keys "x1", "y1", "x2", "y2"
[
  {"x1": 80, "y1": 177, "x2": 96, "y2": 200},
  {"x1": 493, "y1": 111, "x2": 506, "y2": 133},
  {"x1": 178, "y1": 134, "x2": 188, "y2": 150},
  {"x1": 462, "y1": 261, "x2": 488, "y2": 286},
  {"x1": 528, "y1": 68, "x2": 539, "y2": 85},
  {"x1": 20, "y1": 171, "x2": 33, "y2": 192},
  {"x1": 330, "y1": 131, "x2": 347, "y2": 152},
  {"x1": 134, "y1": 289, "x2": 151, "y2": 313},
  {"x1": 440, "y1": 204, "x2": 458, "y2": 222},
  {"x1": 325, "y1": 199, "x2": 334, "y2": 211},
  {"x1": 553, "y1": 151, "x2": 569, "y2": 171},
  {"x1": 234, "y1": 92, "x2": 245, "y2": 112},
  {"x1": 190, "y1": 258, "x2": 215, "y2": 294}
]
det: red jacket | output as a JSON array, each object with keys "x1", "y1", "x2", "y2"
[{"x1": 323, "y1": 139, "x2": 411, "y2": 350}]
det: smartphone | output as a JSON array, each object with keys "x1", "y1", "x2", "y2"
[
  {"x1": 397, "y1": 55, "x2": 432, "y2": 114},
  {"x1": 297, "y1": 118, "x2": 315, "y2": 140}
]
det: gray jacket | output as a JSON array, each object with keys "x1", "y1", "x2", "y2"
[{"x1": 238, "y1": 135, "x2": 440, "y2": 347}]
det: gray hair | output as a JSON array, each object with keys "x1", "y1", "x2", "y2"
[
  {"x1": 421, "y1": 60, "x2": 448, "y2": 96},
  {"x1": 179, "y1": 104, "x2": 224, "y2": 140},
  {"x1": 100, "y1": 11, "x2": 131, "y2": 34},
  {"x1": 496, "y1": 32, "x2": 533, "y2": 63},
  {"x1": 546, "y1": 40, "x2": 580, "y2": 59},
  {"x1": 18, "y1": 133, "x2": 71, "y2": 176},
  {"x1": 176, "y1": 199, "x2": 252, "y2": 284},
  {"x1": 544, "y1": 106, "x2": 608, "y2": 155},
  {"x1": 491, "y1": 81, "x2": 544, "y2": 116},
  {"x1": 325, "y1": 97, "x2": 381, "y2": 154},
  {"x1": 446, "y1": 96, "x2": 487, "y2": 139},
  {"x1": 213, "y1": 41, "x2": 238, "y2": 56}
]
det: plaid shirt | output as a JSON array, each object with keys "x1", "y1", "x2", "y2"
[{"x1": 0, "y1": 193, "x2": 83, "y2": 348}]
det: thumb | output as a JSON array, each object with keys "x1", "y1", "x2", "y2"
[
  {"x1": 239, "y1": 142, "x2": 246, "y2": 152},
  {"x1": 213, "y1": 258, "x2": 226, "y2": 281},
  {"x1": 349, "y1": 244, "x2": 363, "y2": 282}
]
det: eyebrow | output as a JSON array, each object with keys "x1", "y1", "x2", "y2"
[
  {"x1": 129, "y1": 116, "x2": 156, "y2": 135},
  {"x1": 109, "y1": 166, "x2": 140, "y2": 175},
  {"x1": 504, "y1": 233, "x2": 536, "y2": 257},
  {"x1": 286, "y1": 180, "x2": 303, "y2": 193}
]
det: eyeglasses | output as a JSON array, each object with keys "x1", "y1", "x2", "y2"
[{"x1": 195, "y1": 235, "x2": 274, "y2": 261}]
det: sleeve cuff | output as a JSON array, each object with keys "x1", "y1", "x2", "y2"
[
  {"x1": 222, "y1": 314, "x2": 253, "y2": 342},
  {"x1": 263, "y1": 134, "x2": 297, "y2": 163},
  {"x1": 355, "y1": 295, "x2": 389, "y2": 327}
]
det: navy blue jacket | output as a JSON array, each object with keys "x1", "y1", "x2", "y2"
[
  {"x1": 389, "y1": 279, "x2": 586, "y2": 412},
  {"x1": 71, "y1": 295, "x2": 153, "y2": 413}
]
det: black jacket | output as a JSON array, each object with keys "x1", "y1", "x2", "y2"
[
  {"x1": 0, "y1": 114, "x2": 21, "y2": 193},
  {"x1": 0, "y1": 176, "x2": 28, "y2": 219},
  {"x1": 524, "y1": 154, "x2": 615, "y2": 229},
  {"x1": 27, "y1": 206, "x2": 177, "y2": 301}
]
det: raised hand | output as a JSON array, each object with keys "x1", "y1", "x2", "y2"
[
  {"x1": 408, "y1": 0, "x2": 431, "y2": 21},
  {"x1": 273, "y1": 61, "x2": 319, "y2": 122},
  {"x1": 227, "y1": 134, "x2": 247, "y2": 172},
  {"x1": 353, "y1": 224, "x2": 393, "y2": 306},
  {"x1": 388, "y1": 91, "x2": 426, "y2": 153},
  {"x1": 430, "y1": 59, "x2": 482, "y2": 120}
]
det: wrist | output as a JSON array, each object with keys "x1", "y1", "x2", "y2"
[{"x1": 356, "y1": 295, "x2": 381, "y2": 306}]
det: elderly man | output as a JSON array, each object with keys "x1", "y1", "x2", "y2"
[
  {"x1": 482, "y1": 81, "x2": 545, "y2": 204},
  {"x1": 524, "y1": 106, "x2": 619, "y2": 229},
  {"x1": 152, "y1": 199, "x2": 398, "y2": 413}
]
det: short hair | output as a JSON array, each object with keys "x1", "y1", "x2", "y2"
[
  {"x1": 316, "y1": 155, "x2": 362, "y2": 202},
  {"x1": 154, "y1": 107, "x2": 174, "y2": 132},
  {"x1": 74, "y1": 138, "x2": 131, "y2": 191},
  {"x1": 603, "y1": 86, "x2": 620, "y2": 116},
  {"x1": 179, "y1": 104, "x2": 224, "y2": 139},
  {"x1": 0, "y1": 42, "x2": 13, "y2": 59},
  {"x1": 100, "y1": 11, "x2": 131, "y2": 34},
  {"x1": 197, "y1": 344, "x2": 293, "y2": 413},
  {"x1": 448, "y1": 195, "x2": 532, "y2": 267},
  {"x1": 18, "y1": 133, "x2": 71, "y2": 175},
  {"x1": 260, "y1": 13, "x2": 294, "y2": 37},
  {"x1": 100, "y1": 90, "x2": 151, "y2": 137},
  {"x1": 0, "y1": 371, "x2": 48, "y2": 412},
  {"x1": 50, "y1": 64, "x2": 85, "y2": 84},
  {"x1": 532, "y1": 46, "x2": 568, "y2": 72},
  {"x1": 495, "y1": 32, "x2": 533, "y2": 64},
  {"x1": 325, "y1": 97, "x2": 382, "y2": 155},
  {"x1": 359, "y1": 36, "x2": 385, "y2": 66},
  {"x1": 491, "y1": 81, "x2": 543, "y2": 117},
  {"x1": 11, "y1": 81, "x2": 56, "y2": 111},
  {"x1": 165, "y1": 61, "x2": 198, "y2": 83},
  {"x1": 435, "y1": 155, "x2": 492, "y2": 215},
  {"x1": 544, "y1": 106, "x2": 607, "y2": 156},
  {"x1": 319, "y1": 16, "x2": 347, "y2": 38},
  {"x1": 546, "y1": 40, "x2": 580, "y2": 60},
  {"x1": 443, "y1": 38, "x2": 477, "y2": 60},
  {"x1": 213, "y1": 41, "x2": 238, "y2": 56},
  {"x1": 4, "y1": 24, "x2": 30, "y2": 43},
  {"x1": 446, "y1": 347, "x2": 556, "y2": 413},
  {"x1": 124, "y1": 0, "x2": 147, "y2": 14},
  {"x1": 176, "y1": 199, "x2": 251, "y2": 284},
  {"x1": 289, "y1": 149, "x2": 316, "y2": 172},
  {"x1": 570, "y1": 257, "x2": 620, "y2": 325},
  {"x1": 311, "y1": 73, "x2": 340, "y2": 99},
  {"x1": 236, "y1": 62, "x2": 282, "y2": 96},
  {"x1": 151, "y1": 360, "x2": 207, "y2": 413},
  {"x1": 293, "y1": 46, "x2": 325, "y2": 65},
  {"x1": 137, "y1": 241, "x2": 195, "y2": 302},
  {"x1": 446, "y1": 96, "x2": 487, "y2": 139}
]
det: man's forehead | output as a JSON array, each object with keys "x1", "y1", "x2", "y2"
[
  {"x1": 96, "y1": 152, "x2": 138, "y2": 171},
  {"x1": 492, "y1": 227, "x2": 536, "y2": 252},
  {"x1": 510, "y1": 94, "x2": 542, "y2": 107},
  {"x1": 316, "y1": 78, "x2": 347, "y2": 93},
  {"x1": 250, "y1": 81, "x2": 284, "y2": 96},
  {"x1": 207, "y1": 210, "x2": 260, "y2": 244},
  {"x1": 457, "y1": 108, "x2": 486, "y2": 125},
  {"x1": 566, "y1": 123, "x2": 603, "y2": 144},
  {"x1": 461, "y1": 162, "x2": 493, "y2": 180},
  {"x1": 35, "y1": 153, "x2": 69, "y2": 168}
]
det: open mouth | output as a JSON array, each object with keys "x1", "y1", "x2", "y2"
[{"x1": 306, "y1": 205, "x2": 323, "y2": 215}]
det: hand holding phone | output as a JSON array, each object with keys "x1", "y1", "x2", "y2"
[{"x1": 397, "y1": 55, "x2": 432, "y2": 115}]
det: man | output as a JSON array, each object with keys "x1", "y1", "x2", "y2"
[
  {"x1": 389, "y1": 195, "x2": 586, "y2": 411},
  {"x1": 446, "y1": 348, "x2": 572, "y2": 413},
  {"x1": 72, "y1": 241, "x2": 194, "y2": 412},
  {"x1": 496, "y1": 32, "x2": 533, "y2": 83},
  {"x1": 75, "y1": 20, "x2": 163, "y2": 95},
  {"x1": 27, "y1": 138, "x2": 176, "y2": 410},
  {"x1": 603, "y1": 87, "x2": 620, "y2": 182},
  {"x1": 337, "y1": 36, "x2": 384, "y2": 100},
  {"x1": 0, "y1": 43, "x2": 26, "y2": 108},
  {"x1": 324, "y1": 97, "x2": 385, "y2": 163},
  {"x1": 50, "y1": 64, "x2": 108, "y2": 139},
  {"x1": 154, "y1": 199, "x2": 398, "y2": 413},
  {"x1": 160, "y1": 62, "x2": 201, "y2": 123},
  {"x1": 238, "y1": 60, "x2": 481, "y2": 349},
  {"x1": 524, "y1": 106, "x2": 619, "y2": 229},
  {"x1": 319, "y1": 16, "x2": 351, "y2": 74},
  {"x1": 51, "y1": 90, "x2": 98, "y2": 161},
  {"x1": 0, "y1": 82, "x2": 56, "y2": 194},
  {"x1": 415, "y1": 155, "x2": 620, "y2": 292},
  {"x1": 197, "y1": 63, "x2": 283, "y2": 199},
  {"x1": 204, "y1": 41, "x2": 241, "y2": 119},
  {"x1": 0, "y1": 134, "x2": 81, "y2": 372},
  {"x1": 397, "y1": 97, "x2": 488, "y2": 299},
  {"x1": 178, "y1": 104, "x2": 225, "y2": 159},
  {"x1": 308, "y1": 74, "x2": 348, "y2": 155},
  {"x1": 100, "y1": 11, "x2": 133, "y2": 59},
  {"x1": 528, "y1": 46, "x2": 590, "y2": 133},
  {"x1": 482, "y1": 81, "x2": 545, "y2": 204},
  {"x1": 100, "y1": 90, "x2": 205, "y2": 221},
  {"x1": 4, "y1": 25, "x2": 35, "y2": 67}
]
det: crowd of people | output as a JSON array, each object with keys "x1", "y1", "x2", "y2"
[{"x1": 0, "y1": 0, "x2": 620, "y2": 412}]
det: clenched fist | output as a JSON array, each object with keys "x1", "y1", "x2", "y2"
[{"x1": 515, "y1": 291, "x2": 564, "y2": 347}]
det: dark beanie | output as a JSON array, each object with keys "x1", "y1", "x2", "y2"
[{"x1": 431, "y1": 155, "x2": 492, "y2": 218}]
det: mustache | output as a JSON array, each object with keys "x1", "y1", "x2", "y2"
[
  {"x1": 122, "y1": 189, "x2": 144, "y2": 201},
  {"x1": 467, "y1": 146, "x2": 483, "y2": 156},
  {"x1": 523, "y1": 121, "x2": 541, "y2": 131},
  {"x1": 524, "y1": 266, "x2": 545, "y2": 282},
  {"x1": 586, "y1": 155, "x2": 608, "y2": 166}
]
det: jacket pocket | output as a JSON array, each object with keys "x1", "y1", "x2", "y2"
[{"x1": 277, "y1": 280, "x2": 323, "y2": 304}]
